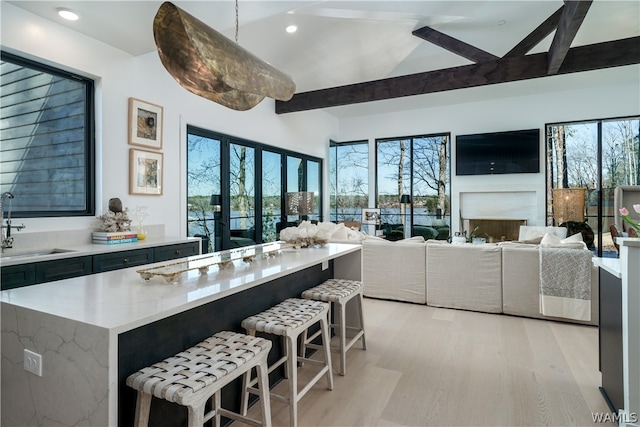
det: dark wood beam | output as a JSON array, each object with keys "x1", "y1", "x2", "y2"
[
  {"x1": 504, "y1": 6, "x2": 564, "y2": 58},
  {"x1": 412, "y1": 26, "x2": 499, "y2": 63},
  {"x1": 275, "y1": 36, "x2": 640, "y2": 114},
  {"x1": 547, "y1": 0, "x2": 593, "y2": 74}
]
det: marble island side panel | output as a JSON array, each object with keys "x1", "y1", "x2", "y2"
[{"x1": 2, "y1": 305, "x2": 110, "y2": 426}]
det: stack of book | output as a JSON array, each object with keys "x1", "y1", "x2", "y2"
[{"x1": 92, "y1": 231, "x2": 138, "y2": 244}]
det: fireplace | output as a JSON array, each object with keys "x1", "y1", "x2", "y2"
[
  {"x1": 458, "y1": 190, "x2": 539, "y2": 241},
  {"x1": 465, "y1": 218, "x2": 527, "y2": 242}
]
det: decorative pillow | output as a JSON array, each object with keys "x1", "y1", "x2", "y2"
[
  {"x1": 540, "y1": 232, "x2": 562, "y2": 246},
  {"x1": 516, "y1": 236, "x2": 543, "y2": 244},
  {"x1": 562, "y1": 232, "x2": 584, "y2": 243},
  {"x1": 330, "y1": 224, "x2": 348, "y2": 241},
  {"x1": 401, "y1": 236, "x2": 425, "y2": 243},
  {"x1": 540, "y1": 231, "x2": 587, "y2": 250},
  {"x1": 519, "y1": 226, "x2": 568, "y2": 241}
]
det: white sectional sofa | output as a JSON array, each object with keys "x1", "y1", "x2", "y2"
[{"x1": 360, "y1": 233, "x2": 598, "y2": 326}]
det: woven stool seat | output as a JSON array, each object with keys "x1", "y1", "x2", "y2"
[
  {"x1": 301, "y1": 278, "x2": 362, "y2": 302},
  {"x1": 126, "y1": 331, "x2": 272, "y2": 427},
  {"x1": 301, "y1": 278, "x2": 366, "y2": 376},
  {"x1": 241, "y1": 298, "x2": 329, "y2": 336},
  {"x1": 242, "y1": 298, "x2": 333, "y2": 427}
]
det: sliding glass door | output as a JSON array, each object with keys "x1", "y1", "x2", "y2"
[{"x1": 187, "y1": 125, "x2": 322, "y2": 251}]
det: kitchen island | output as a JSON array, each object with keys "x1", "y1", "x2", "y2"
[{"x1": 1, "y1": 242, "x2": 361, "y2": 427}]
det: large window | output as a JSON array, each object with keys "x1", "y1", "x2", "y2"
[
  {"x1": 329, "y1": 140, "x2": 368, "y2": 222},
  {"x1": 376, "y1": 134, "x2": 451, "y2": 240},
  {"x1": 546, "y1": 116, "x2": 639, "y2": 257},
  {"x1": 0, "y1": 52, "x2": 95, "y2": 217},
  {"x1": 187, "y1": 126, "x2": 322, "y2": 252}
]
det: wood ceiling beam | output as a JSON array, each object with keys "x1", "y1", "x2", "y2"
[
  {"x1": 275, "y1": 36, "x2": 640, "y2": 114},
  {"x1": 504, "y1": 6, "x2": 564, "y2": 58},
  {"x1": 547, "y1": 0, "x2": 593, "y2": 74},
  {"x1": 412, "y1": 25, "x2": 499, "y2": 63}
]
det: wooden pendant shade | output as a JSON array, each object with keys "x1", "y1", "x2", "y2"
[{"x1": 153, "y1": 2, "x2": 296, "y2": 111}]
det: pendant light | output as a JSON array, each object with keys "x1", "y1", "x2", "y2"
[{"x1": 153, "y1": 1, "x2": 296, "y2": 111}]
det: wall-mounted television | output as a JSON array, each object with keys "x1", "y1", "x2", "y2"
[{"x1": 455, "y1": 129, "x2": 540, "y2": 175}]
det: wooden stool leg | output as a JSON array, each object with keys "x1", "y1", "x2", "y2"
[
  {"x1": 337, "y1": 301, "x2": 347, "y2": 376},
  {"x1": 213, "y1": 391, "x2": 222, "y2": 427},
  {"x1": 320, "y1": 315, "x2": 334, "y2": 390},
  {"x1": 133, "y1": 392, "x2": 152, "y2": 427},
  {"x1": 256, "y1": 358, "x2": 272, "y2": 427},
  {"x1": 299, "y1": 328, "x2": 307, "y2": 366},
  {"x1": 187, "y1": 403, "x2": 205, "y2": 427},
  {"x1": 240, "y1": 368, "x2": 251, "y2": 416},
  {"x1": 358, "y1": 292, "x2": 367, "y2": 350},
  {"x1": 286, "y1": 335, "x2": 298, "y2": 427}
]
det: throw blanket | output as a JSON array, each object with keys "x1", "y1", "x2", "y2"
[{"x1": 539, "y1": 247, "x2": 592, "y2": 321}]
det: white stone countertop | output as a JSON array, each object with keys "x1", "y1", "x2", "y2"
[
  {"x1": 593, "y1": 238, "x2": 640, "y2": 278},
  {"x1": 0, "y1": 243, "x2": 361, "y2": 334},
  {"x1": 593, "y1": 257, "x2": 622, "y2": 278},
  {"x1": 0, "y1": 235, "x2": 199, "y2": 266}
]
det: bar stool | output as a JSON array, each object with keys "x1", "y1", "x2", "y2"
[
  {"x1": 301, "y1": 278, "x2": 366, "y2": 375},
  {"x1": 126, "y1": 331, "x2": 272, "y2": 427},
  {"x1": 241, "y1": 298, "x2": 333, "y2": 427}
]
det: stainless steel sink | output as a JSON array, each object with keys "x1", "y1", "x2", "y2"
[{"x1": 0, "y1": 248, "x2": 76, "y2": 259}]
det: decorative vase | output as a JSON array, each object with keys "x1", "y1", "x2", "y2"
[{"x1": 136, "y1": 224, "x2": 147, "y2": 240}]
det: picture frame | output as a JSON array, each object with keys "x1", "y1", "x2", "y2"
[
  {"x1": 128, "y1": 97, "x2": 163, "y2": 149},
  {"x1": 129, "y1": 148, "x2": 163, "y2": 195},
  {"x1": 362, "y1": 208, "x2": 381, "y2": 225}
]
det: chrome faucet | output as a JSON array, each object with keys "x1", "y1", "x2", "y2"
[{"x1": 1, "y1": 192, "x2": 26, "y2": 251}]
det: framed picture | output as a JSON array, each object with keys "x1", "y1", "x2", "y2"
[
  {"x1": 128, "y1": 97, "x2": 163, "y2": 149},
  {"x1": 129, "y1": 148, "x2": 163, "y2": 195},
  {"x1": 362, "y1": 208, "x2": 381, "y2": 225}
]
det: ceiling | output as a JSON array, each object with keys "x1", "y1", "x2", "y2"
[{"x1": 6, "y1": 1, "x2": 640, "y2": 117}]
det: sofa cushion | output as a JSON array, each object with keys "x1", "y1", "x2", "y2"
[
  {"x1": 362, "y1": 238, "x2": 426, "y2": 304},
  {"x1": 426, "y1": 242, "x2": 502, "y2": 313},
  {"x1": 501, "y1": 245, "x2": 598, "y2": 325}
]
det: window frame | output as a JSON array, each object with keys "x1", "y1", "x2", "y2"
[{"x1": 0, "y1": 51, "x2": 95, "y2": 218}]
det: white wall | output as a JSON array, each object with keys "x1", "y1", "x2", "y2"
[
  {"x1": 337, "y1": 66, "x2": 640, "y2": 233},
  {"x1": 1, "y1": 3, "x2": 338, "y2": 237}
]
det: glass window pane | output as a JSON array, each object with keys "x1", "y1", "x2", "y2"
[
  {"x1": 412, "y1": 136, "x2": 450, "y2": 235},
  {"x1": 330, "y1": 142, "x2": 368, "y2": 222},
  {"x1": 186, "y1": 132, "x2": 220, "y2": 252},
  {"x1": 262, "y1": 151, "x2": 281, "y2": 242},
  {"x1": 307, "y1": 160, "x2": 320, "y2": 221},
  {"x1": 377, "y1": 139, "x2": 410, "y2": 237},
  {"x1": 230, "y1": 143, "x2": 256, "y2": 247},
  {"x1": 286, "y1": 156, "x2": 303, "y2": 223}
]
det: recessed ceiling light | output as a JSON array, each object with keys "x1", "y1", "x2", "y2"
[
  {"x1": 57, "y1": 8, "x2": 79, "y2": 21},
  {"x1": 285, "y1": 25, "x2": 298, "y2": 34}
]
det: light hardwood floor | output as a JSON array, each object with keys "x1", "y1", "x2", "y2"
[{"x1": 242, "y1": 297, "x2": 609, "y2": 426}]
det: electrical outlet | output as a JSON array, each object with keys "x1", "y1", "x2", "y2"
[
  {"x1": 24, "y1": 349, "x2": 42, "y2": 377},
  {"x1": 322, "y1": 261, "x2": 328, "y2": 271}
]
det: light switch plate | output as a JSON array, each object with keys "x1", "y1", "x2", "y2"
[{"x1": 24, "y1": 349, "x2": 42, "y2": 376}]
